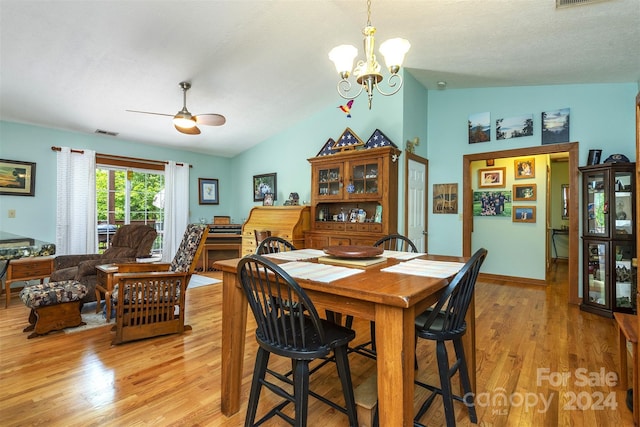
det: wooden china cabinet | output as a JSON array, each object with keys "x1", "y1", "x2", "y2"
[{"x1": 304, "y1": 145, "x2": 400, "y2": 249}]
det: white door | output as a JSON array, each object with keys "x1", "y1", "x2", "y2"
[{"x1": 407, "y1": 155, "x2": 428, "y2": 252}]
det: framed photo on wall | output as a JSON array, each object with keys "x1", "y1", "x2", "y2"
[
  {"x1": 253, "y1": 173, "x2": 277, "y2": 202},
  {"x1": 478, "y1": 167, "x2": 506, "y2": 188},
  {"x1": 198, "y1": 178, "x2": 219, "y2": 204},
  {"x1": 513, "y1": 206, "x2": 536, "y2": 223},
  {"x1": 513, "y1": 184, "x2": 537, "y2": 201},
  {"x1": 0, "y1": 159, "x2": 36, "y2": 196},
  {"x1": 514, "y1": 158, "x2": 535, "y2": 179}
]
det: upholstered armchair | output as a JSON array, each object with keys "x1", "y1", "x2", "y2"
[{"x1": 49, "y1": 224, "x2": 157, "y2": 303}]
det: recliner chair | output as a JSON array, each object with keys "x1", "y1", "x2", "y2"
[{"x1": 49, "y1": 224, "x2": 157, "y2": 304}]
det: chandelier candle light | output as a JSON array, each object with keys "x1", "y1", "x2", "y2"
[{"x1": 329, "y1": 0, "x2": 410, "y2": 109}]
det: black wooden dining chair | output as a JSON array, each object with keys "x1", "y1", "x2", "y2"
[
  {"x1": 413, "y1": 247, "x2": 487, "y2": 427},
  {"x1": 374, "y1": 233, "x2": 419, "y2": 253},
  {"x1": 238, "y1": 254, "x2": 359, "y2": 427},
  {"x1": 347, "y1": 233, "x2": 419, "y2": 359},
  {"x1": 255, "y1": 235, "x2": 296, "y2": 255}
]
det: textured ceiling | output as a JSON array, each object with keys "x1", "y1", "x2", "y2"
[{"x1": 1, "y1": 0, "x2": 638, "y2": 158}]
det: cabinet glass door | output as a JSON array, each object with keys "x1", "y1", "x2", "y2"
[
  {"x1": 613, "y1": 170, "x2": 633, "y2": 239},
  {"x1": 348, "y1": 160, "x2": 381, "y2": 198},
  {"x1": 316, "y1": 165, "x2": 342, "y2": 199},
  {"x1": 584, "y1": 170, "x2": 608, "y2": 237},
  {"x1": 585, "y1": 241, "x2": 608, "y2": 308},
  {"x1": 614, "y1": 241, "x2": 635, "y2": 311}
]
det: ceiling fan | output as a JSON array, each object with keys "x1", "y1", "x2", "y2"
[{"x1": 127, "y1": 81, "x2": 226, "y2": 135}]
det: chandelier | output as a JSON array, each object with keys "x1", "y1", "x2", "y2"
[{"x1": 328, "y1": 0, "x2": 410, "y2": 109}]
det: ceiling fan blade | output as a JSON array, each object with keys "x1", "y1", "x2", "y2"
[
  {"x1": 195, "y1": 114, "x2": 226, "y2": 126},
  {"x1": 175, "y1": 124, "x2": 201, "y2": 135},
  {"x1": 126, "y1": 109, "x2": 174, "y2": 117}
]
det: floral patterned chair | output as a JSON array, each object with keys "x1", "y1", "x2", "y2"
[{"x1": 110, "y1": 224, "x2": 208, "y2": 345}]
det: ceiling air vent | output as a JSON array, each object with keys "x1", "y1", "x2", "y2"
[
  {"x1": 95, "y1": 129, "x2": 118, "y2": 137},
  {"x1": 556, "y1": 0, "x2": 609, "y2": 7}
]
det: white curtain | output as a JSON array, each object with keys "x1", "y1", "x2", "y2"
[
  {"x1": 162, "y1": 161, "x2": 190, "y2": 262},
  {"x1": 56, "y1": 147, "x2": 96, "y2": 255}
]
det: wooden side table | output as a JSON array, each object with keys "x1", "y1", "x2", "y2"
[
  {"x1": 4, "y1": 256, "x2": 54, "y2": 308},
  {"x1": 95, "y1": 264, "x2": 119, "y2": 322}
]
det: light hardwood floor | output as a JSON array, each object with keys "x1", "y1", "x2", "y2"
[{"x1": 0, "y1": 264, "x2": 634, "y2": 426}]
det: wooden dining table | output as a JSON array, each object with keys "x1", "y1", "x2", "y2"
[{"x1": 214, "y1": 252, "x2": 474, "y2": 427}]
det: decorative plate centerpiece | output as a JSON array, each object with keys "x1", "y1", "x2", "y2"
[{"x1": 323, "y1": 245, "x2": 383, "y2": 259}]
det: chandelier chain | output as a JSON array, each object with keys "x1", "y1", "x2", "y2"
[{"x1": 366, "y1": 0, "x2": 372, "y2": 26}]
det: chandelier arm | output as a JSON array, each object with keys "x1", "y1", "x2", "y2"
[
  {"x1": 336, "y1": 79, "x2": 365, "y2": 100},
  {"x1": 373, "y1": 73, "x2": 404, "y2": 97}
]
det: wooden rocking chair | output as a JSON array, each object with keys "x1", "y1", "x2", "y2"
[{"x1": 110, "y1": 224, "x2": 209, "y2": 345}]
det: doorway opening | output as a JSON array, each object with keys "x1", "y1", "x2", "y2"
[{"x1": 462, "y1": 142, "x2": 579, "y2": 304}]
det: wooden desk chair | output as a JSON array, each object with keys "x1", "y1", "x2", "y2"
[
  {"x1": 253, "y1": 229, "x2": 271, "y2": 247},
  {"x1": 614, "y1": 310, "x2": 638, "y2": 425},
  {"x1": 255, "y1": 235, "x2": 296, "y2": 255}
]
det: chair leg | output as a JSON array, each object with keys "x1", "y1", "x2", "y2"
[
  {"x1": 245, "y1": 348, "x2": 270, "y2": 427},
  {"x1": 436, "y1": 340, "x2": 456, "y2": 427},
  {"x1": 369, "y1": 321, "x2": 376, "y2": 352},
  {"x1": 292, "y1": 359, "x2": 310, "y2": 427},
  {"x1": 453, "y1": 337, "x2": 477, "y2": 423},
  {"x1": 333, "y1": 345, "x2": 358, "y2": 427}
]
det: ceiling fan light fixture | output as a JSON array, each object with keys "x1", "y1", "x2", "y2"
[{"x1": 173, "y1": 112, "x2": 197, "y2": 129}]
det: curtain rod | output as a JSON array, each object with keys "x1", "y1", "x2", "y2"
[{"x1": 50, "y1": 146, "x2": 191, "y2": 167}]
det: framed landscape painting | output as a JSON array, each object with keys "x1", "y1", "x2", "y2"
[{"x1": 0, "y1": 159, "x2": 36, "y2": 196}]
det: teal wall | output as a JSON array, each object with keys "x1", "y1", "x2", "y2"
[
  {"x1": 1, "y1": 81, "x2": 637, "y2": 282},
  {"x1": 229, "y1": 78, "x2": 408, "y2": 223},
  {"x1": 0, "y1": 121, "x2": 232, "y2": 241},
  {"x1": 425, "y1": 83, "x2": 637, "y2": 279}
]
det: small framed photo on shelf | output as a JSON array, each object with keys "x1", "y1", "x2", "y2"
[
  {"x1": 198, "y1": 178, "x2": 219, "y2": 205},
  {"x1": 253, "y1": 173, "x2": 277, "y2": 202},
  {"x1": 513, "y1": 184, "x2": 537, "y2": 201},
  {"x1": 262, "y1": 193, "x2": 274, "y2": 206},
  {"x1": 478, "y1": 167, "x2": 506, "y2": 188},
  {"x1": 513, "y1": 206, "x2": 536, "y2": 223},
  {"x1": 514, "y1": 158, "x2": 535, "y2": 179}
]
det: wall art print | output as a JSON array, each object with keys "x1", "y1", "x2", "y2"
[
  {"x1": 496, "y1": 114, "x2": 534, "y2": 140},
  {"x1": 253, "y1": 173, "x2": 277, "y2": 202},
  {"x1": 513, "y1": 206, "x2": 536, "y2": 223},
  {"x1": 433, "y1": 183, "x2": 458, "y2": 214},
  {"x1": 473, "y1": 190, "x2": 512, "y2": 217},
  {"x1": 478, "y1": 167, "x2": 506, "y2": 188},
  {"x1": 514, "y1": 158, "x2": 535, "y2": 179},
  {"x1": 513, "y1": 183, "x2": 537, "y2": 201},
  {"x1": 0, "y1": 159, "x2": 36, "y2": 196},
  {"x1": 198, "y1": 178, "x2": 219, "y2": 205},
  {"x1": 541, "y1": 107, "x2": 570, "y2": 144},
  {"x1": 468, "y1": 112, "x2": 490, "y2": 144}
]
